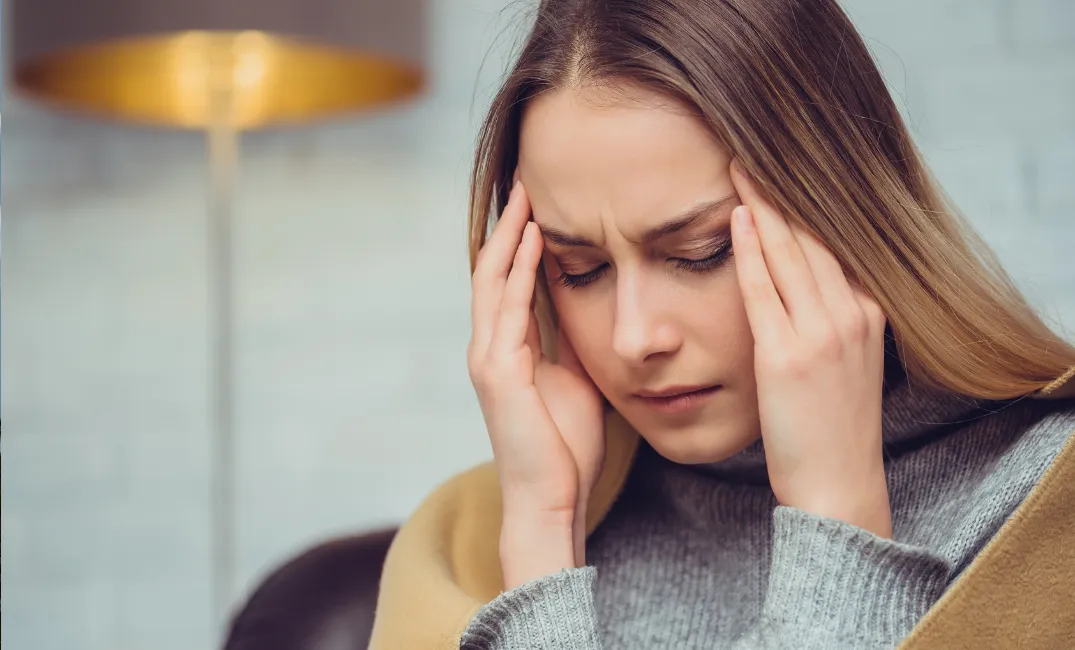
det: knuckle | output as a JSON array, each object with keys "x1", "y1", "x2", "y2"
[
  {"x1": 468, "y1": 369, "x2": 486, "y2": 393},
  {"x1": 842, "y1": 310, "x2": 869, "y2": 340},
  {"x1": 466, "y1": 346, "x2": 487, "y2": 381},
  {"x1": 865, "y1": 301, "x2": 887, "y2": 328},
  {"x1": 808, "y1": 325, "x2": 841, "y2": 357},
  {"x1": 740, "y1": 278, "x2": 769, "y2": 302},
  {"x1": 502, "y1": 284, "x2": 525, "y2": 307},
  {"x1": 783, "y1": 351, "x2": 811, "y2": 377},
  {"x1": 758, "y1": 347, "x2": 801, "y2": 376},
  {"x1": 483, "y1": 353, "x2": 519, "y2": 385},
  {"x1": 473, "y1": 362, "x2": 507, "y2": 393},
  {"x1": 467, "y1": 362, "x2": 485, "y2": 389},
  {"x1": 776, "y1": 234, "x2": 799, "y2": 259}
]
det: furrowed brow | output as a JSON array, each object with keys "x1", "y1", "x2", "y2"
[
  {"x1": 536, "y1": 194, "x2": 739, "y2": 248},
  {"x1": 639, "y1": 195, "x2": 738, "y2": 244}
]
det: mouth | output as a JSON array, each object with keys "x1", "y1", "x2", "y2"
[{"x1": 633, "y1": 384, "x2": 722, "y2": 414}]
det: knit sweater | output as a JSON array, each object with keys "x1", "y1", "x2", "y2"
[{"x1": 459, "y1": 380, "x2": 1075, "y2": 649}]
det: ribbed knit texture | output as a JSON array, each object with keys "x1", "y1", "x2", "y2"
[
  {"x1": 460, "y1": 379, "x2": 1075, "y2": 649},
  {"x1": 461, "y1": 568, "x2": 601, "y2": 649}
]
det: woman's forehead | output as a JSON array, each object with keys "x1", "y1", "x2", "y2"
[{"x1": 519, "y1": 87, "x2": 734, "y2": 240}]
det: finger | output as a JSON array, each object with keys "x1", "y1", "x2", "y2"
[
  {"x1": 791, "y1": 224, "x2": 862, "y2": 328},
  {"x1": 852, "y1": 285, "x2": 888, "y2": 340},
  {"x1": 491, "y1": 221, "x2": 544, "y2": 356},
  {"x1": 731, "y1": 205, "x2": 794, "y2": 349},
  {"x1": 730, "y1": 160, "x2": 828, "y2": 335},
  {"x1": 556, "y1": 327, "x2": 586, "y2": 377},
  {"x1": 472, "y1": 182, "x2": 532, "y2": 351},
  {"x1": 526, "y1": 309, "x2": 543, "y2": 367}
]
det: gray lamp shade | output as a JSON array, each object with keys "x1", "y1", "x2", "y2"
[{"x1": 9, "y1": 0, "x2": 429, "y2": 129}]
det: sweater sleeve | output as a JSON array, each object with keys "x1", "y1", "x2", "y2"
[
  {"x1": 459, "y1": 566, "x2": 602, "y2": 650},
  {"x1": 731, "y1": 506, "x2": 951, "y2": 650}
]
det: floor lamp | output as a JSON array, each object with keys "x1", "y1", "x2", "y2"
[{"x1": 9, "y1": 0, "x2": 428, "y2": 624}]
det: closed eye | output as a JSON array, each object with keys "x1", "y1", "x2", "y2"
[
  {"x1": 671, "y1": 240, "x2": 733, "y2": 273},
  {"x1": 554, "y1": 241, "x2": 732, "y2": 290},
  {"x1": 555, "y1": 264, "x2": 608, "y2": 289}
]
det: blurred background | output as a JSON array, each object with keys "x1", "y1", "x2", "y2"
[{"x1": 1, "y1": 1, "x2": 1073, "y2": 649}]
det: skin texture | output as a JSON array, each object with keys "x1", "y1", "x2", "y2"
[
  {"x1": 468, "y1": 83, "x2": 891, "y2": 590},
  {"x1": 520, "y1": 85, "x2": 760, "y2": 468}
]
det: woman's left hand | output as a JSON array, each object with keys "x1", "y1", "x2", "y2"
[{"x1": 729, "y1": 159, "x2": 892, "y2": 539}]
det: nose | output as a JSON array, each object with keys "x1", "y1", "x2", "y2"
[{"x1": 612, "y1": 271, "x2": 682, "y2": 367}]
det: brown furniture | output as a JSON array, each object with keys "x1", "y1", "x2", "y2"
[{"x1": 222, "y1": 527, "x2": 398, "y2": 650}]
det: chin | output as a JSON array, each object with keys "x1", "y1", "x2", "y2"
[{"x1": 631, "y1": 412, "x2": 760, "y2": 465}]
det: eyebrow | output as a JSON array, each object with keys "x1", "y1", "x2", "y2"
[{"x1": 537, "y1": 194, "x2": 739, "y2": 248}]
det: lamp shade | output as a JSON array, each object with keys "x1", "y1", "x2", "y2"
[{"x1": 9, "y1": 0, "x2": 429, "y2": 129}]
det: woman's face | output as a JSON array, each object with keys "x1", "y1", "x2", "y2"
[{"x1": 518, "y1": 84, "x2": 760, "y2": 465}]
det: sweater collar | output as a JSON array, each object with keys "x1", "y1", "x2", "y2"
[{"x1": 690, "y1": 373, "x2": 998, "y2": 483}]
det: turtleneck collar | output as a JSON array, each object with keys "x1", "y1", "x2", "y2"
[{"x1": 686, "y1": 372, "x2": 1002, "y2": 483}]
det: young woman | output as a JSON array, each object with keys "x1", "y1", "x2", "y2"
[{"x1": 370, "y1": 1, "x2": 1075, "y2": 648}]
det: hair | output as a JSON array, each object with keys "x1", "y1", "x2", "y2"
[{"x1": 466, "y1": 0, "x2": 1075, "y2": 401}]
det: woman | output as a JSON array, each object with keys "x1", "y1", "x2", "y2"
[{"x1": 371, "y1": 0, "x2": 1075, "y2": 648}]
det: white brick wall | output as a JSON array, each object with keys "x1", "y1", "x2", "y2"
[
  {"x1": 1012, "y1": 0, "x2": 1075, "y2": 49},
  {"x1": 2, "y1": 1, "x2": 1073, "y2": 649}
]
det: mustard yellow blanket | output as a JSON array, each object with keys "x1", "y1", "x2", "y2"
[{"x1": 370, "y1": 370, "x2": 1075, "y2": 649}]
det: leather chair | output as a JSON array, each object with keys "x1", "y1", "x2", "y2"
[{"x1": 222, "y1": 527, "x2": 398, "y2": 650}]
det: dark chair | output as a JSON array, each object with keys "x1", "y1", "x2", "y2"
[{"x1": 222, "y1": 527, "x2": 398, "y2": 650}]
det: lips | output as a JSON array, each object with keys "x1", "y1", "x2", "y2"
[
  {"x1": 635, "y1": 384, "x2": 719, "y2": 399},
  {"x1": 631, "y1": 384, "x2": 723, "y2": 415}
]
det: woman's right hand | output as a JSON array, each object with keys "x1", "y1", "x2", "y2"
[{"x1": 467, "y1": 180, "x2": 607, "y2": 590}]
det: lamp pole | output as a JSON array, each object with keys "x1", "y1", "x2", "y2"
[
  {"x1": 207, "y1": 45, "x2": 240, "y2": 623},
  {"x1": 10, "y1": 1, "x2": 429, "y2": 636}
]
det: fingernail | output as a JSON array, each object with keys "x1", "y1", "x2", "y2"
[{"x1": 735, "y1": 206, "x2": 753, "y2": 231}]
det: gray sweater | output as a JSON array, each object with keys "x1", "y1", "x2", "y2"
[{"x1": 460, "y1": 379, "x2": 1075, "y2": 649}]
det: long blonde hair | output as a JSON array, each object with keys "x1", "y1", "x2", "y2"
[{"x1": 467, "y1": 0, "x2": 1074, "y2": 400}]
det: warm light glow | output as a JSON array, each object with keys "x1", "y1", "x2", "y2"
[{"x1": 13, "y1": 30, "x2": 426, "y2": 130}]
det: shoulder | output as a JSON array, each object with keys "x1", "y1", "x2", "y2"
[
  {"x1": 904, "y1": 401, "x2": 1075, "y2": 649},
  {"x1": 370, "y1": 460, "x2": 504, "y2": 649},
  {"x1": 1001, "y1": 397, "x2": 1075, "y2": 472},
  {"x1": 890, "y1": 397, "x2": 1074, "y2": 556},
  {"x1": 385, "y1": 460, "x2": 504, "y2": 590},
  {"x1": 960, "y1": 396, "x2": 1074, "y2": 498},
  {"x1": 944, "y1": 395, "x2": 1075, "y2": 474},
  {"x1": 405, "y1": 460, "x2": 503, "y2": 526}
]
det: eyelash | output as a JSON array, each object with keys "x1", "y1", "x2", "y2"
[{"x1": 554, "y1": 241, "x2": 733, "y2": 289}]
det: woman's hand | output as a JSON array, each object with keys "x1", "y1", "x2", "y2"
[
  {"x1": 468, "y1": 180, "x2": 607, "y2": 588},
  {"x1": 729, "y1": 160, "x2": 892, "y2": 538}
]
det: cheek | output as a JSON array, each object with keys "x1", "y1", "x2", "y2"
[
  {"x1": 685, "y1": 271, "x2": 755, "y2": 364},
  {"x1": 548, "y1": 285, "x2": 618, "y2": 381}
]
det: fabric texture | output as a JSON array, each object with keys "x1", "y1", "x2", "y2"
[
  {"x1": 368, "y1": 368, "x2": 1075, "y2": 650},
  {"x1": 458, "y1": 380, "x2": 1075, "y2": 649}
]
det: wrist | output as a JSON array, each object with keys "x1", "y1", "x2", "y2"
[
  {"x1": 499, "y1": 511, "x2": 577, "y2": 590},
  {"x1": 793, "y1": 478, "x2": 892, "y2": 538},
  {"x1": 572, "y1": 501, "x2": 589, "y2": 567}
]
